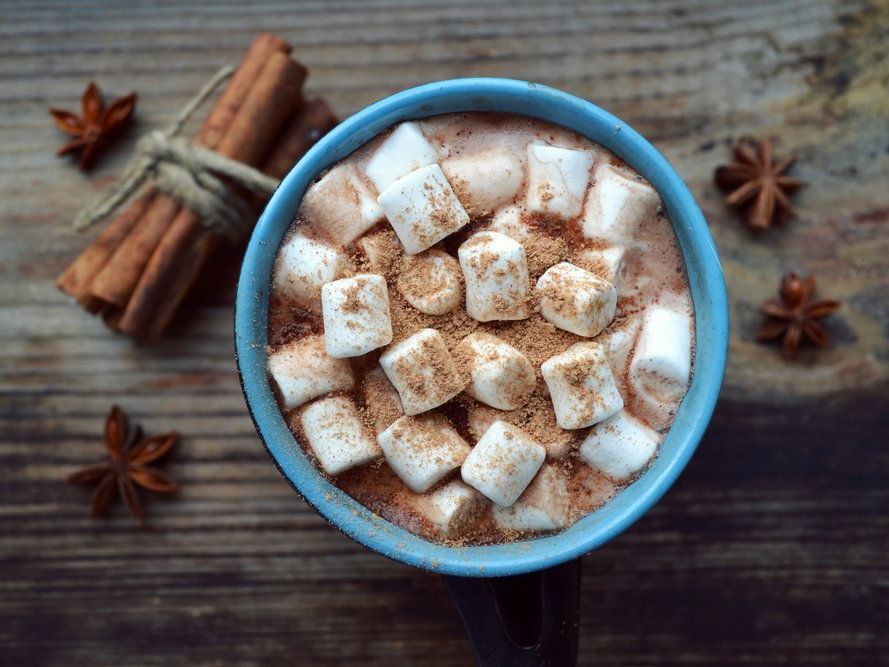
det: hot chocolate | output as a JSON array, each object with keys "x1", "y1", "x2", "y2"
[{"x1": 266, "y1": 112, "x2": 694, "y2": 545}]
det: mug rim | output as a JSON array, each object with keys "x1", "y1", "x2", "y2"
[{"x1": 235, "y1": 77, "x2": 728, "y2": 577}]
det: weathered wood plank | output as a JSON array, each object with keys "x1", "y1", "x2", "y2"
[{"x1": 3, "y1": 392, "x2": 887, "y2": 665}]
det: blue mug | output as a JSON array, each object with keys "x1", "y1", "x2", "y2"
[{"x1": 236, "y1": 78, "x2": 728, "y2": 665}]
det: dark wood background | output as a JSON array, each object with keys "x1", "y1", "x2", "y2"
[{"x1": 2, "y1": 1, "x2": 887, "y2": 665}]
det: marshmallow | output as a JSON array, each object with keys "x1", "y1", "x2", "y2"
[
  {"x1": 541, "y1": 342, "x2": 624, "y2": 429},
  {"x1": 300, "y1": 163, "x2": 385, "y2": 245},
  {"x1": 378, "y1": 414, "x2": 471, "y2": 492},
  {"x1": 321, "y1": 274, "x2": 393, "y2": 358},
  {"x1": 299, "y1": 397, "x2": 381, "y2": 475},
  {"x1": 535, "y1": 262, "x2": 617, "y2": 338},
  {"x1": 455, "y1": 333, "x2": 535, "y2": 410},
  {"x1": 442, "y1": 148, "x2": 524, "y2": 216},
  {"x1": 492, "y1": 464, "x2": 570, "y2": 532},
  {"x1": 487, "y1": 205, "x2": 533, "y2": 242},
  {"x1": 415, "y1": 480, "x2": 486, "y2": 537},
  {"x1": 596, "y1": 320, "x2": 640, "y2": 380},
  {"x1": 461, "y1": 421, "x2": 546, "y2": 507},
  {"x1": 366, "y1": 121, "x2": 438, "y2": 192},
  {"x1": 458, "y1": 231, "x2": 530, "y2": 322},
  {"x1": 582, "y1": 164, "x2": 660, "y2": 242},
  {"x1": 467, "y1": 403, "x2": 575, "y2": 461},
  {"x1": 268, "y1": 335, "x2": 354, "y2": 410},
  {"x1": 629, "y1": 306, "x2": 692, "y2": 404},
  {"x1": 573, "y1": 246, "x2": 625, "y2": 287},
  {"x1": 274, "y1": 233, "x2": 351, "y2": 312},
  {"x1": 379, "y1": 328, "x2": 466, "y2": 415},
  {"x1": 526, "y1": 143, "x2": 594, "y2": 219},
  {"x1": 377, "y1": 164, "x2": 470, "y2": 255},
  {"x1": 357, "y1": 229, "x2": 401, "y2": 275},
  {"x1": 579, "y1": 410, "x2": 659, "y2": 480},
  {"x1": 397, "y1": 250, "x2": 463, "y2": 315},
  {"x1": 361, "y1": 367, "x2": 404, "y2": 434}
]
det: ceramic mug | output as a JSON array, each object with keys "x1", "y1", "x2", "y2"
[{"x1": 235, "y1": 78, "x2": 728, "y2": 666}]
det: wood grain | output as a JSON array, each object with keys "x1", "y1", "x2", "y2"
[{"x1": 1, "y1": 1, "x2": 888, "y2": 665}]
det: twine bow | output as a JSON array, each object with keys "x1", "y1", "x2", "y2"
[{"x1": 72, "y1": 65, "x2": 280, "y2": 240}]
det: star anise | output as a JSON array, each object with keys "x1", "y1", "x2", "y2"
[
  {"x1": 714, "y1": 138, "x2": 806, "y2": 230},
  {"x1": 756, "y1": 273, "x2": 840, "y2": 359},
  {"x1": 68, "y1": 405, "x2": 178, "y2": 525},
  {"x1": 49, "y1": 82, "x2": 137, "y2": 170}
]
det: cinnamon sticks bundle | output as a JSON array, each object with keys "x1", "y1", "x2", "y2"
[{"x1": 57, "y1": 34, "x2": 338, "y2": 340}]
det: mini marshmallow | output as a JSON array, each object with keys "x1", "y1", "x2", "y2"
[
  {"x1": 377, "y1": 164, "x2": 470, "y2": 255},
  {"x1": 300, "y1": 163, "x2": 384, "y2": 245},
  {"x1": 357, "y1": 229, "x2": 401, "y2": 275},
  {"x1": 321, "y1": 274, "x2": 393, "y2": 358},
  {"x1": 467, "y1": 404, "x2": 575, "y2": 460},
  {"x1": 268, "y1": 335, "x2": 354, "y2": 410},
  {"x1": 573, "y1": 246, "x2": 625, "y2": 287},
  {"x1": 378, "y1": 414, "x2": 471, "y2": 492},
  {"x1": 582, "y1": 164, "x2": 660, "y2": 242},
  {"x1": 274, "y1": 233, "x2": 351, "y2": 312},
  {"x1": 397, "y1": 250, "x2": 463, "y2": 315},
  {"x1": 629, "y1": 306, "x2": 692, "y2": 403},
  {"x1": 461, "y1": 421, "x2": 546, "y2": 507},
  {"x1": 526, "y1": 143, "x2": 594, "y2": 219},
  {"x1": 361, "y1": 368, "x2": 404, "y2": 434},
  {"x1": 366, "y1": 121, "x2": 438, "y2": 192},
  {"x1": 579, "y1": 410, "x2": 659, "y2": 480},
  {"x1": 379, "y1": 328, "x2": 466, "y2": 415},
  {"x1": 299, "y1": 396, "x2": 381, "y2": 475},
  {"x1": 458, "y1": 231, "x2": 530, "y2": 322},
  {"x1": 456, "y1": 333, "x2": 535, "y2": 410},
  {"x1": 492, "y1": 464, "x2": 571, "y2": 532},
  {"x1": 541, "y1": 342, "x2": 624, "y2": 429},
  {"x1": 596, "y1": 320, "x2": 640, "y2": 381},
  {"x1": 487, "y1": 205, "x2": 533, "y2": 242},
  {"x1": 442, "y1": 148, "x2": 524, "y2": 216},
  {"x1": 415, "y1": 480, "x2": 486, "y2": 537},
  {"x1": 536, "y1": 262, "x2": 617, "y2": 338}
]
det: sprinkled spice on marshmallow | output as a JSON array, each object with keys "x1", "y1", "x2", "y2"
[{"x1": 458, "y1": 231, "x2": 531, "y2": 322}]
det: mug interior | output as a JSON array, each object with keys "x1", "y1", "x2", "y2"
[{"x1": 235, "y1": 78, "x2": 728, "y2": 577}]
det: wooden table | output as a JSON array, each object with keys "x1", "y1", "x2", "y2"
[{"x1": 2, "y1": 1, "x2": 887, "y2": 664}]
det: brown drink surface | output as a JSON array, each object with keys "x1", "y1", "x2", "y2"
[{"x1": 267, "y1": 112, "x2": 695, "y2": 545}]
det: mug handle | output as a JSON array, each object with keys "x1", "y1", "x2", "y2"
[{"x1": 442, "y1": 558, "x2": 581, "y2": 667}]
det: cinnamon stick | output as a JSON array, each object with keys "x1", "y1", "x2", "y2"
[
  {"x1": 63, "y1": 33, "x2": 291, "y2": 309},
  {"x1": 195, "y1": 33, "x2": 292, "y2": 148},
  {"x1": 89, "y1": 195, "x2": 181, "y2": 307},
  {"x1": 261, "y1": 97, "x2": 338, "y2": 179},
  {"x1": 215, "y1": 53, "x2": 308, "y2": 164},
  {"x1": 117, "y1": 52, "x2": 308, "y2": 339},
  {"x1": 55, "y1": 190, "x2": 154, "y2": 312},
  {"x1": 127, "y1": 93, "x2": 332, "y2": 339},
  {"x1": 131, "y1": 94, "x2": 334, "y2": 339}
]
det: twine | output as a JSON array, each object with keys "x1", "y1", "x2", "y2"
[{"x1": 72, "y1": 65, "x2": 280, "y2": 240}]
